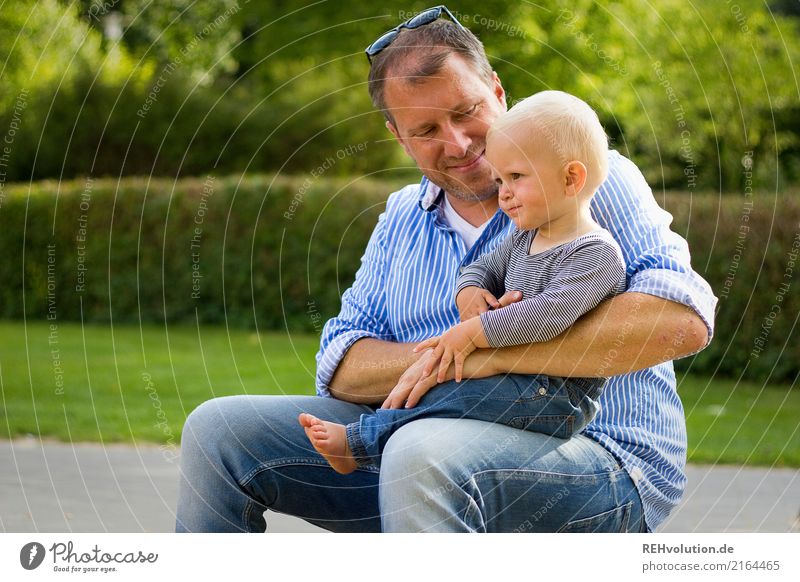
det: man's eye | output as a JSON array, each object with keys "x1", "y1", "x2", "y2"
[{"x1": 453, "y1": 104, "x2": 478, "y2": 121}]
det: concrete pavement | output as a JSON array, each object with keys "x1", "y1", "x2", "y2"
[{"x1": 1, "y1": 438, "x2": 797, "y2": 533}]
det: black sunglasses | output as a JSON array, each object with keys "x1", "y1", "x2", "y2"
[{"x1": 365, "y1": 5, "x2": 467, "y2": 63}]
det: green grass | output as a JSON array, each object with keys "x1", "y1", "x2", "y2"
[
  {"x1": 0, "y1": 320, "x2": 318, "y2": 445},
  {"x1": 1, "y1": 321, "x2": 798, "y2": 467},
  {"x1": 678, "y1": 374, "x2": 800, "y2": 467}
]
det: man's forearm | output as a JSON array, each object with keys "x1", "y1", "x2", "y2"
[
  {"x1": 327, "y1": 338, "x2": 421, "y2": 404},
  {"x1": 468, "y1": 293, "x2": 708, "y2": 379}
]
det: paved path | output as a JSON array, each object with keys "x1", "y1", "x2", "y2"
[{"x1": 1, "y1": 439, "x2": 798, "y2": 533}]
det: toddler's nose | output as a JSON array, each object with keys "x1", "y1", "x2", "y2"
[{"x1": 498, "y1": 182, "x2": 513, "y2": 200}]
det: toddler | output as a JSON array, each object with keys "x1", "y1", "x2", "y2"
[{"x1": 300, "y1": 91, "x2": 626, "y2": 474}]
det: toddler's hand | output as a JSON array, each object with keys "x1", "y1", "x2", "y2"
[{"x1": 414, "y1": 318, "x2": 486, "y2": 382}]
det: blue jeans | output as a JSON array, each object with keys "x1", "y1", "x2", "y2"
[
  {"x1": 348, "y1": 374, "x2": 602, "y2": 467},
  {"x1": 176, "y1": 395, "x2": 645, "y2": 532}
]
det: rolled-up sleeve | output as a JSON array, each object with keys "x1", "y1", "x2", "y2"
[
  {"x1": 595, "y1": 152, "x2": 718, "y2": 350},
  {"x1": 315, "y1": 211, "x2": 393, "y2": 396}
]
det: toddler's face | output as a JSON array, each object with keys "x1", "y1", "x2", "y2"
[{"x1": 485, "y1": 127, "x2": 570, "y2": 230}]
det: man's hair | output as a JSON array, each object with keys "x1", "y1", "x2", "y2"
[
  {"x1": 490, "y1": 90, "x2": 610, "y2": 194},
  {"x1": 367, "y1": 20, "x2": 494, "y2": 125}
]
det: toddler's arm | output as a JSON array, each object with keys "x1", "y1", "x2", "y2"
[
  {"x1": 455, "y1": 230, "x2": 518, "y2": 300},
  {"x1": 414, "y1": 316, "x2": 488, "y2": 383},
  {"x1": 481, "y1": 238, "x2": 626, "y2": 348}
]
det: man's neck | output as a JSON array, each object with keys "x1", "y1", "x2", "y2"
[{"x1": 444, "y1": 192, "x2": 499, "y2": 227}]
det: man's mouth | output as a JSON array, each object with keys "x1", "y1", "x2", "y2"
[{"x1": 448, "y1": 152, "x2": 484, "y2": 171}]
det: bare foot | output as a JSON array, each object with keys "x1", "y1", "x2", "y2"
[{"x1": 298, "y1": 413, "x2": 358, "y2": 474}]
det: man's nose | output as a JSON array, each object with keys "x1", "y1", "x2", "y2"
[{"x1": 440, "y1": 122, "x2": 471, "y2": 159}]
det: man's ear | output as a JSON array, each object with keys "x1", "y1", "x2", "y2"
[
  {"x1": 386, "y1": 120, "x2": 414, "y2": 159},
  {"x1": 492, "y1": 71, "x2": 507, "y2": 111},
  {"x1": 564, "y1": 161, "x2": 588, "y2": 197}
]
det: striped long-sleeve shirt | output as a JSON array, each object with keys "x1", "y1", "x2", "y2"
[
  {"x1": 456, "y1": 228, "x2": 626, "y2": 348},
  {"x1": 315, "y1": 150, "x2": 718, "y2": 531}
]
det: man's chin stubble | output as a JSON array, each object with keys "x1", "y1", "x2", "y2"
[
  {"x1": 427, "y1": 174, "x2": 498, "y2": 202},
  {"x1": 445, "y1": 185, "x2": 498, "y2": 202}
]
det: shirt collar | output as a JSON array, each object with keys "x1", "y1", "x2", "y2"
[{"x1": 417, "y1": 175, "x2": 444, "y2": 211}]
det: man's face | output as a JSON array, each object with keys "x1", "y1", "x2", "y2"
[{"x1": 384, "y1": 54, "x2": 507, "y2": 201}]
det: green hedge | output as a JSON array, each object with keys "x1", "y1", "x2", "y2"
[
  {"x1": 663, "y1": 191, "x2": 799, "y2": 384},
  {"x1": 0, "y1": 174, "x2": 401, "y2": 333},
  {"x1": 0, "y1": 175, "x2": 797, "y2": 382}
]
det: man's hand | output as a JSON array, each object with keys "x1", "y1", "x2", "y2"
[
  {"x1": 455, "y1": 286, "x2": 499, "y2": 321},
  {"x1": 456, "y1": 288, "x2": 524, "y2": 321},
  {"x1": 381, "y1": 348, "x2": 437, "y2": 410},
  {"x1": 403, "y1": 367, "x2": 440, "y2": 409},
  {"x1": 414, "y1": 317, "x2": 488, "y2": 383}
]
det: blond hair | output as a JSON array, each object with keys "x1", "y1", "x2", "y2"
[{"x1": 489, "y1": 90, "x2": 609, "y2": 193}]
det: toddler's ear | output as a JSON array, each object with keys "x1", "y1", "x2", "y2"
[{"x1": 564, "y1": 161, "x2": 588, "y2": 196}]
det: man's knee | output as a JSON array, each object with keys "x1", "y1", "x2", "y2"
[
  {"x1": 381, "y1": 419, "x2": 467, "y2": 485},
  {"x1": 181, "y1": 396, "x2": 247, "y2": 455},
  {"x1": 181, "y1": 399, "x2": 218, "y2": 459},
  {"x1": 380, "y1": 420, "x2": 481, "y2": 531}
]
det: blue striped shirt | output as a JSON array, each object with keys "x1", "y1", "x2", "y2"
[{"x1": 315, "y1": 150, "x2": 718, "y2": 531}]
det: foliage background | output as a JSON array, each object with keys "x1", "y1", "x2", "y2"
[{"x1": 1, "y1": 0, "x2": 798, "y2": 189}]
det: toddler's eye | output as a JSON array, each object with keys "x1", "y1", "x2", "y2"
[
  {"x1": 510, "y1": 173, "x2": 521, "y2": 180},
  {"x1": 494, "y1": 178, "x2": 503, "y2": 186}
]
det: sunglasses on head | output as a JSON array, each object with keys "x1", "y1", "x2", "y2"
[{"x1": 365, "y1": 5, "x2": 466, "y2": 63}]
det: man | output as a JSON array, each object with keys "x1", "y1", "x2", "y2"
[{"x1": 175, "y1": 7, "x2": 716, "y2": 533}]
